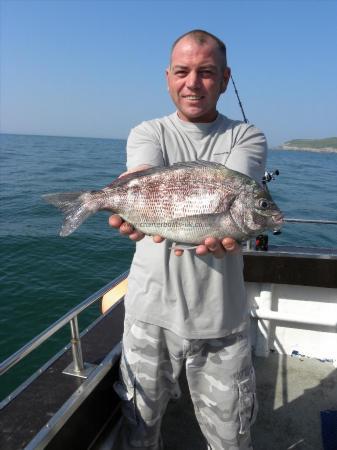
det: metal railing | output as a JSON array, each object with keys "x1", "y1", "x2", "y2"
[
  {"x1": 1, "y1": 218, "x2": 336, "y2": 377},
  {"x1": 0, "y1": 271, "x2": 129, "y2": 379},
  {"x1": 245, "y1": 217, "x2": 337, "y2": 250},
  {"x1": 284, "y1": 218, "x2": 337, "y2": 225}
]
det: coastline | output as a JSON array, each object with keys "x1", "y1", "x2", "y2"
[{"x1": 273, "y1": 146, "x2": 337, "y2": 154}]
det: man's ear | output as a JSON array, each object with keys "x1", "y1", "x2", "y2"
[
  {"x1": 220, "y1": 67, "x2": 231, "y2": 93},
  {"x1": 165, "y1": 67, "x2": 170, "y2": 91}
]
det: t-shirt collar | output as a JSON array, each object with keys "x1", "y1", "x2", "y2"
[{"x1": 173, "y1": 111, "x2": 221, "y2": 136}]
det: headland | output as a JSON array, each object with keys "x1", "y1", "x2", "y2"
[{"x1": 276, "y1": 137, "x2": 337, "y2": 153}]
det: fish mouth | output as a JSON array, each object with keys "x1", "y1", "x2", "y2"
[{"x1": 271, "y1": 212, "x2": 284, "y2": 227}]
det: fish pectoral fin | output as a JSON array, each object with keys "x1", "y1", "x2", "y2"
[{"x1": 170, "y1": 242, "x2": 198, "y2": 251}]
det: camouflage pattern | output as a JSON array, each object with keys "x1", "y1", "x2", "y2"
[{"x1": 113, "y1": 317, "x2": 257, "y2": 450}]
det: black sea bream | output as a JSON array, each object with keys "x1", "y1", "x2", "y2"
[{"x1": 43, "y1": 161, "x2": 283, "y2": 243}]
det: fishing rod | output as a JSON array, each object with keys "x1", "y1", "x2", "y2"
[{"x1": 231, "y1": 75, "x2": 248, "y2": 123}]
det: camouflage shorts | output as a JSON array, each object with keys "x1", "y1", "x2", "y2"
[{"x1": 114, "y1": 317, "x2": 257, "y2": 450}]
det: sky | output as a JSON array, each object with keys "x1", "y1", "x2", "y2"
[{"x1": 1, "y1": 0, "x2": 336, "y2": 146}]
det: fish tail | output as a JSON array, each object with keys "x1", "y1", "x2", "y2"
[{"x1": 42, "y1": 191, "x2": 99, "y2": 236}]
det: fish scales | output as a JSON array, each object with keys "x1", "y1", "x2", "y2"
[
  {"x1": 111, "y1": 165, "x2": 236, "y2": 222},
  {"x1": 43, "y1": 161, "x2": 283, "y2": 242}
]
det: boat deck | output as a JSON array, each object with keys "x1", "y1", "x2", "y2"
[
  {"x1": 95, "y1": 353, "x2": 337, "y2": 450},
  {"x1": 163, "y1": 354, "x2": 337, "y2": 450}
]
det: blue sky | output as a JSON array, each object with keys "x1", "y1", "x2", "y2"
[{"x1": 1, "y1": 0, "x2": 336, "y2": 146}]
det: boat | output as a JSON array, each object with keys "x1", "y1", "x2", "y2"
[{"x1": 1, "y1": 218, "x2": 336, "y2": 449}]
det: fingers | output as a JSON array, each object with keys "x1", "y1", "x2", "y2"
[
  {"x1": 177, "y1": 238, "x2": 228, "y2": 258},
  {"x1": 153, "y1": 235, "x2": 165, "y2": 243},
  {"x1": 174, "y1": 249, "x2": 184, "y2": 257},
  {"x1": 129, "y1": 230, "x2": 145, "y2": 241},
  {"x1": 109, "y1": 213, "x2": 239, "y2": 257},
  {"x1": 119, "y1": 221, "x2": 135, "y2": 235},
  {"x1": 108, "y1": 215, "x2": 145, "y2": 241},
  {"x1": 195, "y1": 237, "x2": 240, "y2": 258},
  {"x1": 109, "y1": 214, "x2": 123, "y2": 228},
  {"x1": 200, "y1": 237, "x2": 226, "y2": 258},
  {"x1": 109, "y1": 216, "x2": 165, "y2": 243},
  {"x1": 221, "y1": 237, "x2": 240, "y2": 253}
]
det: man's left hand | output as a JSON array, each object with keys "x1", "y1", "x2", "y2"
[{"x1": 173, "y1": 237, "x2": 240, "y2": 257}]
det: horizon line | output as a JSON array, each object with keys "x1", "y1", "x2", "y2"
[{"x1": 0, "y1": 131, "x2": 127, "y2": 141}]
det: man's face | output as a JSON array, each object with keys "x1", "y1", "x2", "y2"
[{"x1": 166, "y1": 37, "x2": 231, "y2": 123}]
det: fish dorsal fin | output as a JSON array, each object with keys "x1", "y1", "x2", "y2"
[
  {"x1": 105, "y1": 166, "x2": 164, "y2": 188},
  {"x1": 169, "y1": 160, "x2": 249, "y2": 180},
  {"x1": 106, "y1": 160, "x2": 249, "y2": 189}
]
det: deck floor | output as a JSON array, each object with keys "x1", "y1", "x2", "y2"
[{"x1": 161, "y1": 353, "x2": 337, "y2": 450}]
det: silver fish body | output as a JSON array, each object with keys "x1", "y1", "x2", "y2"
[{"x1": 43, "y1": 161, "x2": 283, "y2": 242}]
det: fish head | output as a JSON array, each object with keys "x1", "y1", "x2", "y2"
[{"x1": 230, "y1": 182, "x2": 284, "y2": 237}]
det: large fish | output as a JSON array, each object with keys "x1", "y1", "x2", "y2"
[{"x1": 43, "y1": 161, "x2": 283, "y2": 243}]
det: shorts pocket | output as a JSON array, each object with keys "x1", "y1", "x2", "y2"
[{"x1": 238, "y1": 368, "x2": 258, "y2": 434}]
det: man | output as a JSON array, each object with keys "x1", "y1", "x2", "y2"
[{"x1": 110, "y1": 30, "x2": 267, "y2": 450}]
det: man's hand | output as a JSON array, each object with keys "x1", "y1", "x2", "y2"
[
  {"x1": 109, "y1": 214, "x2": 145, "y2": 241},
  {"x1": 109, "y1": 164, "x2": 164, "y2": 243},
  {"x1": 109, "y1": 215, "x2": 165, "y2": 243},
  {"x1": 173, "y1": 237, "x2": 240, "y2": 257}
]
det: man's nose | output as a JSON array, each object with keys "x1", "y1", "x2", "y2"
[{"x1": 186, "y1": 71, "x2": 200, "y2": 89}]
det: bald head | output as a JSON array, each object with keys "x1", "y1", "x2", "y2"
[{"x1": 170, "y1": 29, "x2": 227, "y2": 70}]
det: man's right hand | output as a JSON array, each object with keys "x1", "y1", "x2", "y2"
[
  {"x1": 108, "y1": 214, "x2": 144, "y2": 241},
  {"x1": 109, "y1": 215, "x2": 165, "y2": 243},
  {"x1": 108, "y1": 164, "x2": 165, "y2": 244}
]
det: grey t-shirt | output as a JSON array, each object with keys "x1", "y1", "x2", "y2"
[{"x1": 124, "y1": 112, "x2": 267, "y2": 339}]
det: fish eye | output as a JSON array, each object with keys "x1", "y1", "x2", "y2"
[{"x1": 259, "y1": 199, "x2": 269, "y2": 209}]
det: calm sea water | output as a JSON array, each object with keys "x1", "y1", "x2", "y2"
[{"x1": 1, "y1": 133, "x2": 336, "y2": 398}]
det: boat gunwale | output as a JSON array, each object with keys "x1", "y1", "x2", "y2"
[{"x1": 24, "y1": 342, "x2": 122, "y2": 450}]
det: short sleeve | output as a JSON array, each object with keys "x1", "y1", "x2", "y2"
[
  {"x1": 127, "y1": 121, "x2": 164, "y2": 170},
  {"x1": 225, "y1": 124, "x2": 267, "y2": 185}
]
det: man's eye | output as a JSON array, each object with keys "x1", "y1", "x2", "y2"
[
  {"x1": 175, "y1": 71, "x2": 187, "y2": 77},
  {"x1": 200, "y1": 70, "x2": 213, "y2": 77}
]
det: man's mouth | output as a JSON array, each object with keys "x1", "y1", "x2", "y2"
[{"x1": 182, "y1": 95, "x2": 204, "y2": 100}]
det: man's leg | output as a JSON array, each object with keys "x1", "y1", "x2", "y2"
[
  {"x1": 186, "y1": 332, "x2": 257, "y2": 450},
  {"x1": 114, "y1": 318, "x2": 183, "y2": 449}
]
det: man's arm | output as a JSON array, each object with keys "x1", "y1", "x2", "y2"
[{"x1": 108, "y1": 121, "x2": 254, "y2": 257}]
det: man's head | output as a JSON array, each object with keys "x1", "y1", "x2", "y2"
[{"x1": 166, "y1": 30, "x2": 231, "y2": 123}]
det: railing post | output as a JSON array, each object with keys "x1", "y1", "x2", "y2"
[
  {"x1": 246, "y1": 239, "x2": 253, "y2": 251},
  {"x1": 62, "y1": 316, "x2": 96, "y2": 379},
  {"x1": 69, "y1": 317, "x2": 84, "y2": 373}
]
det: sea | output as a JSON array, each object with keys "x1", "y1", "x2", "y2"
[{"x1": 1, "y1": 133, "x2": 337, "y2": 399}]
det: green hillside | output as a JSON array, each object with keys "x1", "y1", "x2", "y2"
[{"x1": 283, "y1": 137, "x2": 337, "y2": 149}]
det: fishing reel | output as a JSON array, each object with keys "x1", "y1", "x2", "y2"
[
  {"x1": 255, "y1": 234, "x2": 269, "y2": 251},
  {"x1": 262, "y1": 169, "x2": 280, "y2": 185},
  {"x1": 254, "y1": 169, "x2": 281, "y2": 250},
  {"x1": 263, "y1": 169, "x2": 282, "y2": 235}
]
